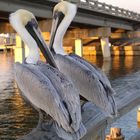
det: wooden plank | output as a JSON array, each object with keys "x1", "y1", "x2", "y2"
[{"x1": 129, "y1": 130, "x2": 140, "y2": 140}]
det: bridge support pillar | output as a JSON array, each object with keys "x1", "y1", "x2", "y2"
[
  {"x1": 14, "y1": 34, "x2": 26, "y2": 63},
  {"x1": 100, "y1": 37, "x2": 111, "y2": 60},
  {"x1": 75, "y1": 39, "x2": 83, "y2": 56}
]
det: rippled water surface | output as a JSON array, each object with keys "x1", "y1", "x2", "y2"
[
  {"x1": 0, "y1": 52, "x2": 38, "y2": 140},
  {"x1": 1, "y1": 52, "x2": 140, "y2": 139}
]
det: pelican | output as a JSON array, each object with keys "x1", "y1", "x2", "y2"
[
  {"x1": 9, "y1": 9, "x2": 86, "y2": 139},
  {"x1": 48, "y1": 1, "x2": 117, "y2": 116}
]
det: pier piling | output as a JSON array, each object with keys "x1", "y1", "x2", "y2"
[
  {"x1": 106, "y1": 127, "x2": 125, "y2": 140},
  {"x1": 137, "y1": 108, "x2": 140, "y2": 128}
]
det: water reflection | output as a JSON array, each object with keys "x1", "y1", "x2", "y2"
[
  {"x1": 0, "y1": 52, "x2": 38, "y2": 140},
  {"x1": 83, "y1": 55, "x2": 140, "y2": 81},
  {"x1": 102, "y1": 60, "x2": 111, "y2": 74},
  {"x1": 1, "y1": 51, "x2": 140, "y2": 139}
]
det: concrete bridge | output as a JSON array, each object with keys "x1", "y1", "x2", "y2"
[
  {"x1": 0, "y1": 0, "x2": 140, "y2": 59},
  {"x1": 1, "y1": 1, "x2": 140, "y2": 140}
]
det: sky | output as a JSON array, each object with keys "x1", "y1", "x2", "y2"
[{"x1": 98, "y1": 0, "x2": 140, "y2": 13}]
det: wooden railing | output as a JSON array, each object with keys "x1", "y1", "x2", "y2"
[{"x1": 18, "y1": 69, "x2": 140, "y2": 140}]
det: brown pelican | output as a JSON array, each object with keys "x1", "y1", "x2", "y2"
[
  {"x1": 9, "y1": 9, "x2": 86, "y2": 139},
  {"x1": 48, "y1": 1, "x2": 117, "y2": 117}
]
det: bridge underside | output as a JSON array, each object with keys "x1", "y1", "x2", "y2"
[
  {"x1": 0, "y1": 0, "x2": 139, "y2": 30},
  {"x1": 0, "y1": 0, "x2": 140, "y2": 59}
]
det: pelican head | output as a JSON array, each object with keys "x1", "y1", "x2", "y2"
[
  {"x1": 9, "y1": 9, "x2": 57, "y2": 67},
  {"x1": 49, "y1": 1, "x2": 77, "y2": 55}
]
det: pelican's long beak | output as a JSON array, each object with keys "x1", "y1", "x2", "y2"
[
  {"x1": 49, "y1": 11, "x2": 65, "y2": 53},
  {"x1": 25, "y1": 19, "x2": 58, "y2": 68}
]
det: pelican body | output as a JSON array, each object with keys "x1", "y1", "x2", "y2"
[
  {"x1": 9, "y1": 9, "x2": 86, "y2": 139},
  {"x1": 48, "y1": 1, "x2": 117, "y2": 116}
]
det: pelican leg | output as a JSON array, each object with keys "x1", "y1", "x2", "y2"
[
  {"x1": 36, "y1": 108, "x2": 44, "y2": 130},
  {"x1": 36, "y1": 108, "x2": 50, "y2": 131},
  {"x1": 32, "y1": 105, "x2": 45, "y2": 131}
]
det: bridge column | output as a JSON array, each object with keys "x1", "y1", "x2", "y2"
[
  {"x1": 88, "y1": 27, "x2": 111, "y2": 59},
  {"x1": 75, "y1": 39, "x2": 83, "y2": 56},
  {"x1": 100, "y1": 37, "x2": 111, "y2": 60},
  {"x1": 14, "y1": 34, "x2": 25, "y2": 63}
]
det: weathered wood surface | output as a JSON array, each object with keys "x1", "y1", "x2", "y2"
[
  {"x1": 129, "y1": 130, "x2": 140, "y2": 140},
  {"x1": 18, "y1": 71, "x2": 140, "y2": 140}
]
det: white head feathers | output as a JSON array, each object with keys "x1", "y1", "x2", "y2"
[{"x1": 9, "y1": 9, "x2": 39, "y2": 64}]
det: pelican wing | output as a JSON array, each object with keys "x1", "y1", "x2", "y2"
[
  {"x1": 37, "y1": 62, "x2": 81, "y2": 131},
  {"x1": 14, "y1": 62, "x2": 76, "y2": 132},
  {"x1": 69, "y1": 54, "x2": 117, "y2": 115},
  {"x1": 70, "y1": 53, "x2": 115, "y2": 94},
  {"x1": 54, "y1": 54, "x2": 117, "y2": 116}
]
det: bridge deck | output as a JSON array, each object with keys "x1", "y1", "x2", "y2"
[
  {"x1": 0, "y1": 0, "x2": 140, "y2": 30},
  {"x1": 14, "y1": 0, "x2": 140, "y2": 22}
]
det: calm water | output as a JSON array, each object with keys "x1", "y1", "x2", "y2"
[{"x1": 1, "y1": 52, "x2": 140, "y2": 139}]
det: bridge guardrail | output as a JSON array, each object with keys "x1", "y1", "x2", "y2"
[
  {"x1": 79, "y1": 0, "x2": 140, "y2": 21},
  {"x1": 49, "y1": 0, "x2": 140, "y2": 21}
]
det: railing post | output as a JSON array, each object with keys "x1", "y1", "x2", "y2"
[
  {"x1": 106, "y1": 128, "x2": 125, "y2": 140},
  {"x1": 137, "y1": 108, "x2": 140, "y2": 128},
  {"x1": 79, "y1": 0, "x2": 140, "y2": 21}
]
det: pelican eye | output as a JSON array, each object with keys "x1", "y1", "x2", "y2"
[
  {"x1": 31, "y1": 18, "x2": 38, "y2": 29},
  {"x1": 27, "y1": 18, "x2": 38, "y2": 29},
  {"x1": 53, "y1": 11, "x2": 65, "y2": 20},
  {"x1": 53, "y1": 10, "x2": 59, "y2": 19}
]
